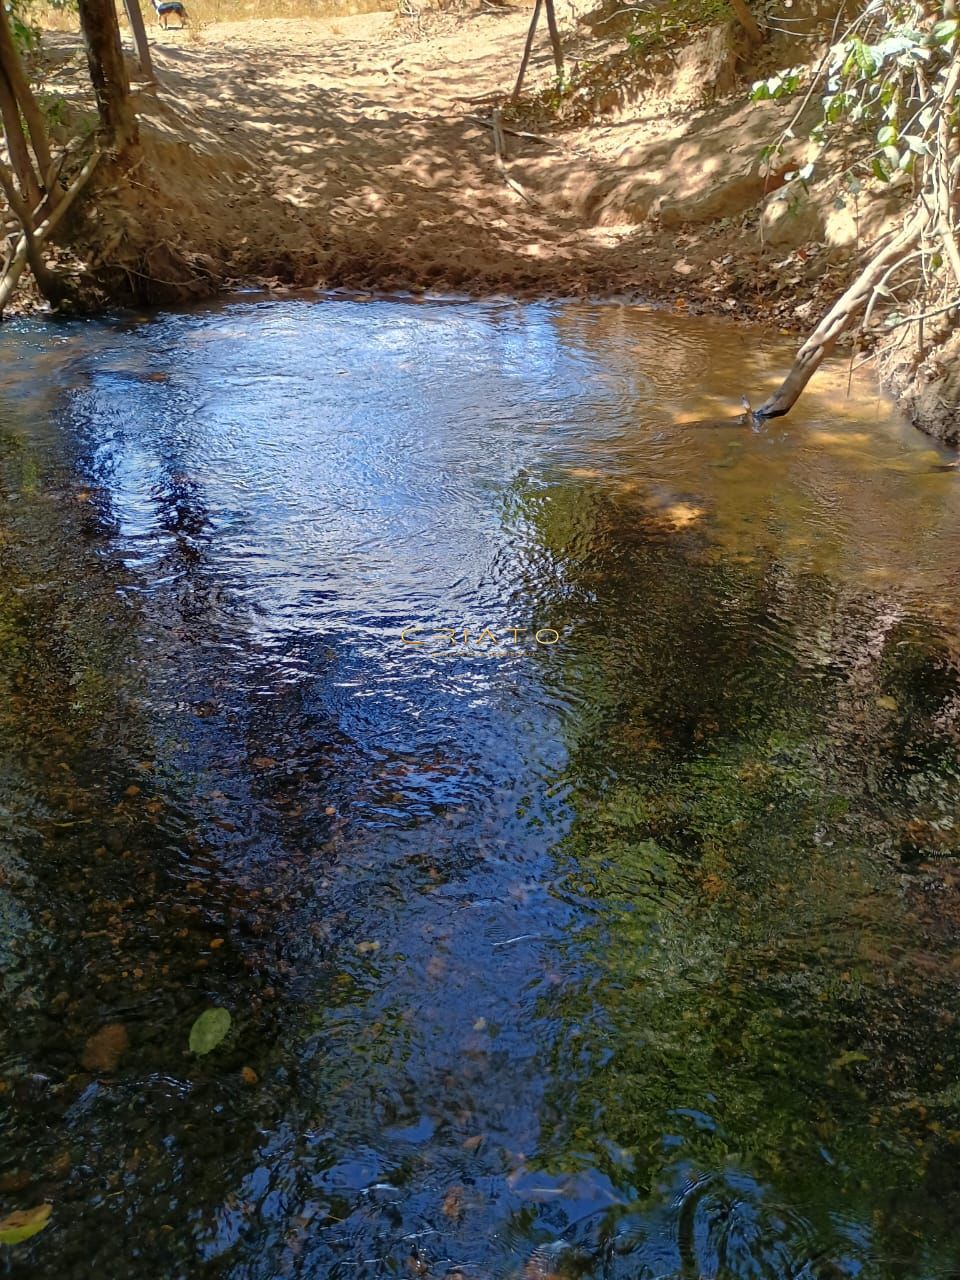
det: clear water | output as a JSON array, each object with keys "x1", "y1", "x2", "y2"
[{"x1": 2, "y1": 298, "x2": 960, "y2": 1279}]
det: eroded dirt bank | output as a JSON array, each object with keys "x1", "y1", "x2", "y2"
[
  {"x1": 27, "y1": 3, "x2": 959, "y2": 437},
  {"x1": 39, "y1": 5, "x2": 894, "y2": 326}
]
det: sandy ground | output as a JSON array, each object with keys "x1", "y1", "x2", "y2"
[{"x1": 36, "y1": 5, "x2": 887, "y2": 320}]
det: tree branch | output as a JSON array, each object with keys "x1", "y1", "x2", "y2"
[
  {"x1": 0, "y1": 147, "x2": 102, "y2": 315},
  {"x1": 935, "y1": 53, "x2": 960, "y2": 287},
  {"x1": 0, "y1": 63, "x2": 41, "y2": 209},
  {"x1": 754, "y1": 206, "x2": 930, "y2": 419},
  {"x1": 0, "y1": 0, "x2": 53, "y2": 182}
]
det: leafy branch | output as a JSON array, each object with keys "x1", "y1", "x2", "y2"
[{"x1": 749, "y1": 0, "x2": 960, "y2": 419}]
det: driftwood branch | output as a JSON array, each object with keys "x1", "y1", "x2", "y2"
[
  {"x1": 859, "y1": 248, "x2": 925, "y2": 340},
  {"x1": 465, "y1": 115, "x2": 551, "y2": 144},
  {"x1": 121, "y1": 0, "x2": 156, "y2": 83},
  {"x1": 489, "y1": 106, "x2": 534, "y2": 203}
]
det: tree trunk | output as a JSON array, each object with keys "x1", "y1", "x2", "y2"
[
  {"x1": 77, "y1": 0, "x2": 140, "y2": 155},
  {"x1": 543, "y1": 0, "x2": 564, "y2": 80},
  {"x1": 728, "y1": 0, "x2": 763, "y2": 44},
  {"x1": 0, "y1": 65, "x2": 41, "y2": 210},
  {"x1": 122, "y1": 0, "x2": 156, "y2": 83},
  {"x1": 0, "y1": 0, "x2": 53, "y2": 184},
  {"x1": 514, "y1": 0, "x2": 545, "y2": 103},
  {"x1": 1, "y1": 146, "x2": 102, "y2": 315}
]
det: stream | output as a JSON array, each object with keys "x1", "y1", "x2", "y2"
[{"x1": 3, "y1": 297, "x2": 960, "y2": 1278}]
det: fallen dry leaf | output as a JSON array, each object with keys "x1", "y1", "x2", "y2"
[
  {"x1": 442, "y1": 1185, "x2": 465, "y2": 1220},
  {"x1": 0, "y1": 1203, "x2": 52, "y2": 1245},
  {"x1": 81, "y1": 1023, "x2": 129, "y2": 1073}
]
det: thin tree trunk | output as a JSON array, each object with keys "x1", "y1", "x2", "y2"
[
  {"x1": 0, "y1": 153, "x2": 72, "y2": 304},
  {"x1": 122, "y1": 0, "x2": 156, "y2": 83},
  {"x1": 0, "y1": 65, "x2": 41, "y2": 209},
  {"x1": 543, "y1": 0, "x2": 564, "y2": 80},
  {"x1": 728, "y1": 0, "x2": 763, "y2": 45},
  {"x1": 0, "y1": 0, "x2": 53, "y2": 182},
  {"x1": 0, "y1": 150, "x2": 33, "y2": 227},
  {"x1": 77, "y1": 0, "x2": 140, "y2": 155},
  {"x1": 512, "y1": 0, "x2": 542, "y2": 102},
  {"x1": 23, "y1": 229, "x2": 72, "y2": 303},
  {"x1": 0, "y1": 146, "x2": 101, "y2": 314}
]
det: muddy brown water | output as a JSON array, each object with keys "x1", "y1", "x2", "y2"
[{"x1": 2, "y1": 297, "x2": 960, "y2": 1279}]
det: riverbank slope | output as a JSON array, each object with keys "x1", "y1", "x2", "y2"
[{"x1": 35, "y1": 4, "x2": 894, "y2": 328}]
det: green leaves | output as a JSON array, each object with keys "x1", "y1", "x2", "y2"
[
  {"x1": 5, "y1": 0, "x2": 42, "y2": 50},
  {"x1": 0, "y1": 1204, "x2": 52, "y2": 1246},
  {"x1": 872, "y1": 155, "x2": 892, "y2": 183},
  {"x1": 846, "y1": 37, "x2": 878, "y2": 77},
  {"x1": 829, "y1": 1049, "x2": 870, "y2": 1071},
  {"x1": 750, "y1": 67, "x2": 803, "y2": 102},
  {"x1": 802, "y1": 13, "x2": 948, "y2": 191},
  {"x1": 189, "y1": 1007, "x2": 232, "y2": 1056},
  {"x1": 624, "y1": 0, "x2": 729, "y2": 57}
]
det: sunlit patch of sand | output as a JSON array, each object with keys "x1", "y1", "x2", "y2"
[
  {"x1": 672, "y1": 409, "x2": 714, "y2": 424},
  {"x1": 861, "y1": 567, "x2": 901, "y2": 584},
  {"x1": 807, "y1": 430, "x2": 874, "y2": 447},
  {"x1": 659, "y1": 502, "x2": 706, "y2": 527}
]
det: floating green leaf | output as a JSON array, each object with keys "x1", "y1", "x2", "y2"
[
  {"x1": 189, "y1": 1007, "x2": 232, "y2": 1056},
  {"x1": 830, "y1": 1049, "x2": 870, "y2": 1071},
  {"x1": 0, "y1": 1204, "x2": 52, "y2": 1246}
]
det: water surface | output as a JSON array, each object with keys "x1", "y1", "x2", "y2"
[{"x1": 2, "y1": 298, "x2": 960, "y2": 1279}]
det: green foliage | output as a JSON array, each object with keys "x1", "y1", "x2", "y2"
[
  {"x1": 189, "y1": 1007, "x2": 232, "y2": 1055},
  {"x1": 750, "y1": 0, "x2": 958, "y2": 190},
  {"x1": 750, "y1": 65, "x2": 804, "y2": 101},
  {"x1": 625, "y1": 0, "x2": 730, "y2": 57},
  {"x1": 5, "y1": 0, "x2": 77, "y2": 51},
  {"x1": 6, "y1": 0, "x2": 41, "y2": 51},
  {"x1": 38, "y1": 91, "x2": 69, "y2": 130}
]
